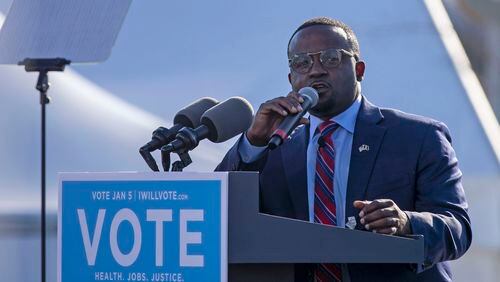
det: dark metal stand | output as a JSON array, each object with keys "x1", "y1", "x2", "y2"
[
  {"x1": 159, "y1": 126, "x2": 209, "y2": 171},
  {"x1": 161, "y1": 149, "x2": 192, "y2": 172},
  {"x1": 18, "y1": 58, "x2": 70, "y2": 282},
  {"x1": 139, "y1": 124, "x2": 184, "y2": 171},
  {"x1": 159, "y1": 126, "x2": 202, "y2": 172}
]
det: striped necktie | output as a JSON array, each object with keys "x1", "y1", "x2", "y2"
[{"x1": 314, "y1": 120, "x2": 342, "y2": 282}]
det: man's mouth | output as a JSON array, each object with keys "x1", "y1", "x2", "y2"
[{"x1": 310, "y1": 81, "x2": 330, "y2": 93}]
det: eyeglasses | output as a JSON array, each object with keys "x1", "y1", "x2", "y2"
[{"x1": 288, "y1": 48, "x2": 355, "y2": 74}]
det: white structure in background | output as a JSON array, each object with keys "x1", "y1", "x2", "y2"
[
  {"x1": 423, "y1": 1, "x2": 500, "y2": 281},
  {"x1": 444, "y1": 0, "x2": 500, "y2": 121},
  {"x1": 0, "y1": 0, "x2": 498, "y2": 281}
]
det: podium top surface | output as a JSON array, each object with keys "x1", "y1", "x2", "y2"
[{"x1": 0, "y1": 0, "x2": 132, "y2": 64}]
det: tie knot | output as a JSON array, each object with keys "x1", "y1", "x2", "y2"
[{"x1": 317, "y1": 121, "x2": 339, "y2": 138}]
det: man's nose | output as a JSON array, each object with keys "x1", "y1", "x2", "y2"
[{"x1": 309, "y1": 56, "x2": 328, "y2": 77}]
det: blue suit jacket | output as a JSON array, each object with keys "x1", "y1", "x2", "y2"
[{"x1": 216, "y1": 97, "x2": 472, "y2": 281}]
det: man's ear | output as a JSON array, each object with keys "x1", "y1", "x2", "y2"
[
  {"x1": 288, "y1": 72, "x2": 292, "y2": 84},
  {"x1": 355, "y1": 61, "x2": 365, "y2": 82}
]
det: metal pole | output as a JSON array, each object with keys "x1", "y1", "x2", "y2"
[
  {"x1": 41, "y1": 93, "x2": 46, "y2": 282},
  {"x1": 37, "y1": 70, "x2": 50, "y2": 282},
  {"x1": 21, "y1": 59, "x2": 68, "y2": 282}
]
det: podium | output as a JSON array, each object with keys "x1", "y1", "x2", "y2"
[
  {"x1": 226, "y1": 172, "x2": 424, "y2": 282},
  {"x1": 58, "y1": 171, "x2": 423, "y2": 282}
]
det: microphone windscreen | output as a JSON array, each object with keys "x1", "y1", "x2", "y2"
[
  {"x1": 299, "y1": 87, "x2": 319, "y2": 107},
  {"x1": 201, "y1": 97, "x2": 254, "y2": 143},
  {"x1": 173, "y1": 97, "x2": 219, "y2": 128}
]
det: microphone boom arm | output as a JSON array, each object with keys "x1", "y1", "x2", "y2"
[
  {"x1": 139, "y1": 124, "x2": 184, "y2": 171},
  {"x1": 160, "y1": 126, "x2": 210, "y2": 171}
]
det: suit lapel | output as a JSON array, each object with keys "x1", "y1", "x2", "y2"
[
  {"x1": 280, "y1": 124, "x2": 309, "y2": 221},
  {"x1": 345, "y1": 98, "x2": 387, "y2": 219}
]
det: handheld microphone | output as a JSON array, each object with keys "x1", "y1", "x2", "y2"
[
  {"x1": 139, "y1": 97, "x2": 218, "y2": 171},
  {"x1": 267, "y1": 87, "x2": 319, "y2": 149},
  {"x1": 163, "y1": 97, "x2": 254, "y2": 154}
]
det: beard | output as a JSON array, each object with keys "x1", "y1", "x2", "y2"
[
  {"x1": 308, "y1": 89, "x2": 338, "y2": 118},
  {"x1": 310, "y1": 101, "x2": 336, "y2": 118},
  {"x1": 308, "y1": 84, "x2": 358, "y2": 119}
]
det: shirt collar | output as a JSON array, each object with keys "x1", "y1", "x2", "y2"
[{"x1": 309, "y1": 94, "x2": 362, "y2": 139}]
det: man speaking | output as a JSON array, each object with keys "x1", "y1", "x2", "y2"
[{"x1": 216, "y1": 17, "x2": 471, "y2": 281}]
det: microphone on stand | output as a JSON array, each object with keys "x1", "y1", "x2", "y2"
[
  {"x1": 139, "y1": 97, "x2": 218, "y2": 171},
  {"x1": 163, "y1": 97, "x2": 254, "y2": 154},
  {"x1": 267, "y1": 87, "x2": 319, "y2": 149}
]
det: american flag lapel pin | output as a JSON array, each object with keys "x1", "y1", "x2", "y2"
[{"x1": 358, "y1": 144, "x2": 370, "y2": 153}]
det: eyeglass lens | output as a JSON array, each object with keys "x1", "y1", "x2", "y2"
[{"x1": 290, "y1": 49, "x2": 342, "y2": 73}]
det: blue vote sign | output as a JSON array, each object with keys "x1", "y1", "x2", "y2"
[{"x1": 58, "y1": 172, "x2": 228, "y2": 282}]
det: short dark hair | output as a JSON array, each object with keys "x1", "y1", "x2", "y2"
[{"x1": 287, "y1": 17, "x2": 360, "y2": 60}]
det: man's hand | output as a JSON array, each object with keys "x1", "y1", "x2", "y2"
[
  {"x1": 246, "y1": 91, "x2": 309, "y2": 146},
  {"x1": 353, "y1": 199, "x2": 412, "y2": 235}
]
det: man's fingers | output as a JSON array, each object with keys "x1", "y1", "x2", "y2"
[
  {"x1": 270, "y1": 98, "x2": 300, "y2": 114},
  {"x1": 287, "y1": 91, "x2": 305, "y2": 103},
  {"x1": 353, "y1": 200, "x2": 370, "y2": 209},
  {"x1": 359, "y1": 199, "x2": 393, "y2": 217},
  {"x1": 284, "y1": 92, "x2": 305, "y2": 111},
  {"x1": 247, "y1": 93, "x2": 310, "y2": 146},
  {"x1": 361, "y1": 208, "x2": 398, "y2": 225},
  {"x1": 258, "y1": 95, "x2": 306, "y2": 119},
  {"x1": 354, "y1": 199, "x2": 409, "y2": 235},
  {"x1": 364, "y1": 217, "x2": 399, "y2": 230},
  {"x1": 261, "y1": 102, "x2": 289, "y2": 116}
]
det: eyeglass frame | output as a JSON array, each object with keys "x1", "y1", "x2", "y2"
[{"x1": 288, "y1": 48, "x2": 358, "y2": 74}]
